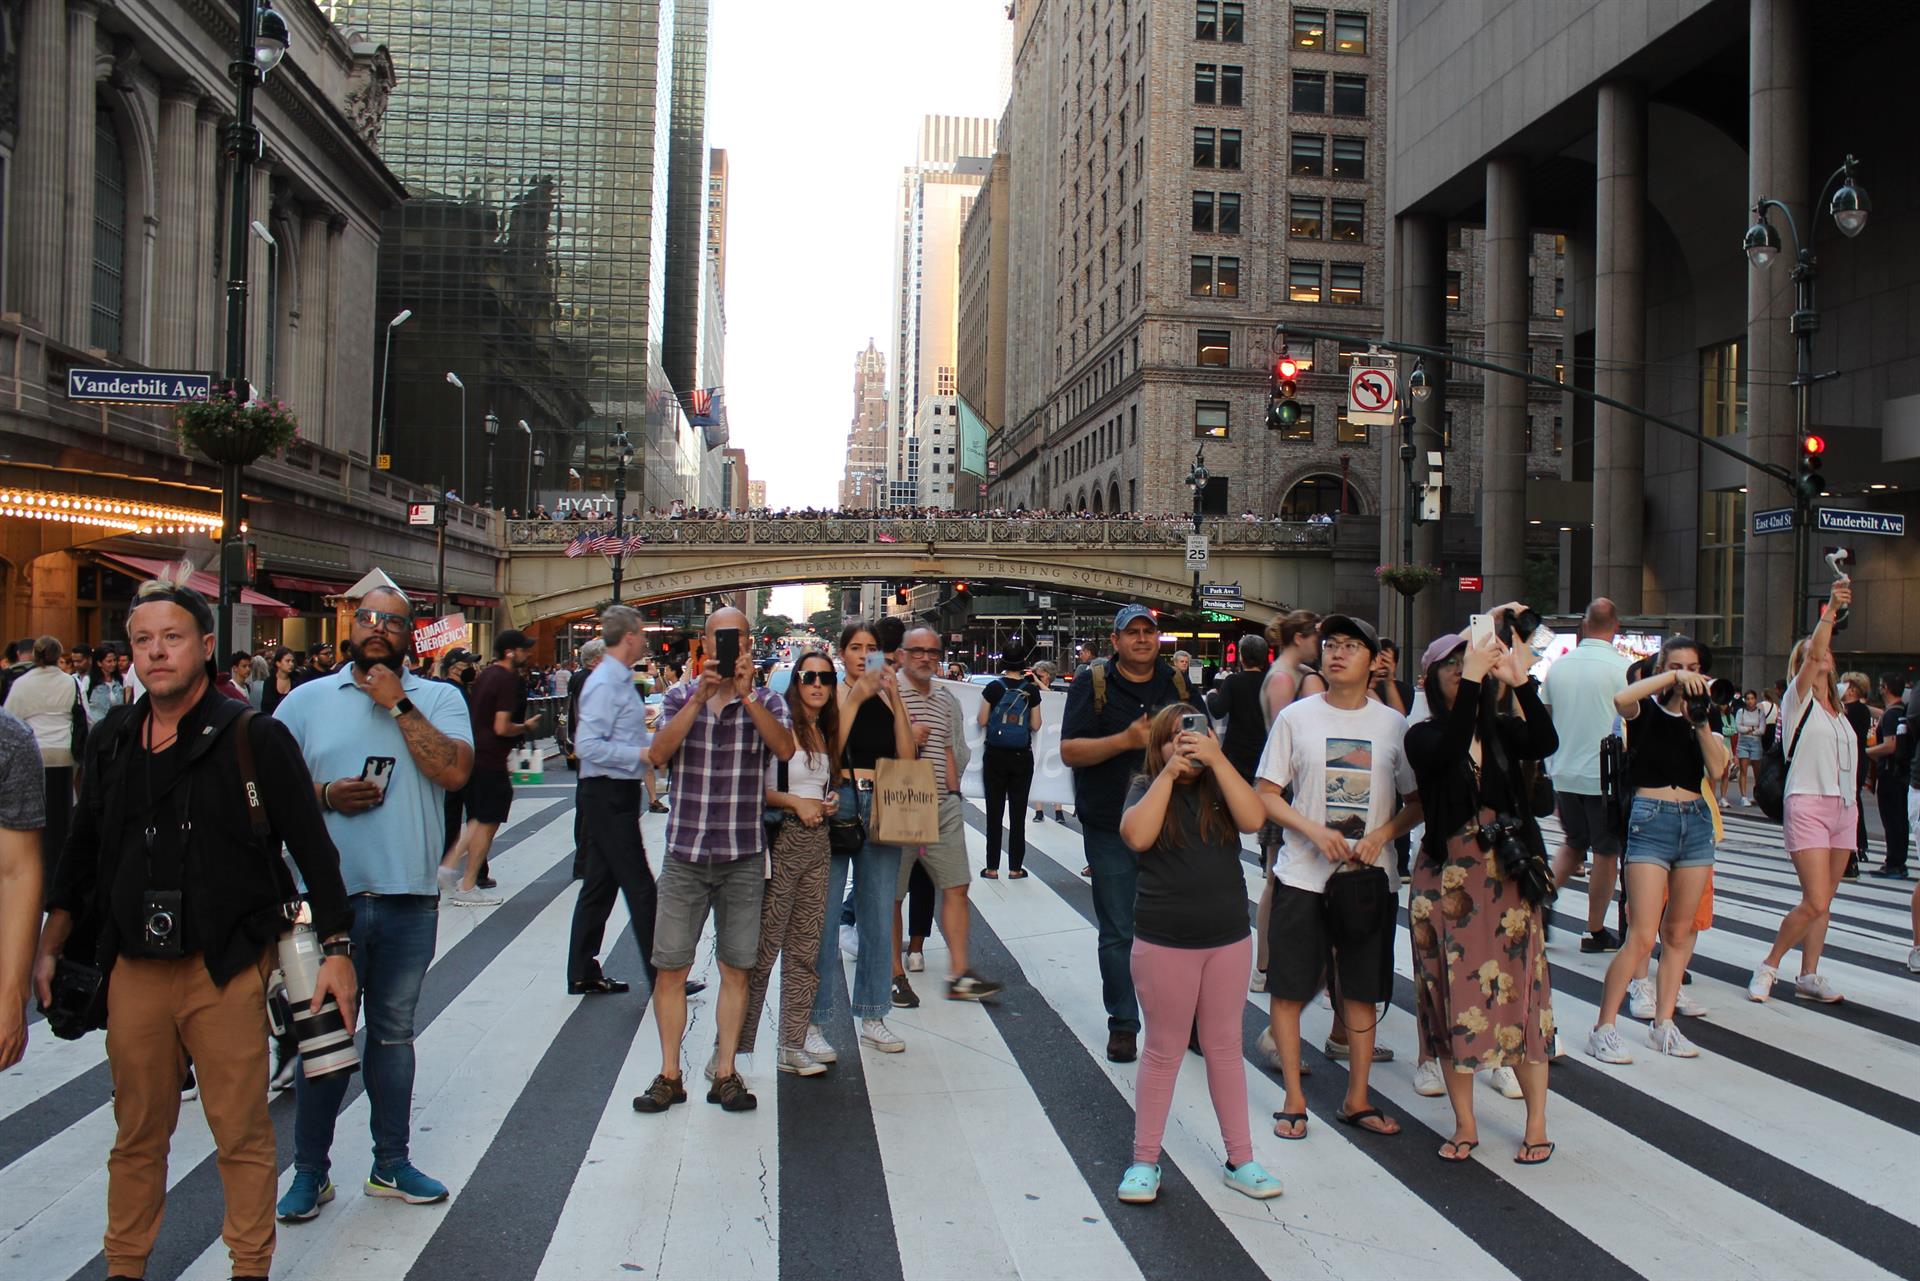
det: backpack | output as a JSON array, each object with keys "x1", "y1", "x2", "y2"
[
  {"x1": 1090, "y1": 659, "x2": 1189, "y2": 716},
  {"x1": 985, "y1": 681, "x2": 1034, "y2": 750},
  {"x1": 1754, "y1": 700, "x2": 1814, "y2": 822}
]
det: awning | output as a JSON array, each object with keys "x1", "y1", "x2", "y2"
[
  {"x1": 96, "y1": 553, "x2": 298, "y2": 618},
  {"x1": 268, "y1": 572, "x2": 352, "y2": 596}
]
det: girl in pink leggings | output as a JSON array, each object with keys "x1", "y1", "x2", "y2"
[{"x1": 1113, "y1": 705, "x2": 1282, "y2": 1205}]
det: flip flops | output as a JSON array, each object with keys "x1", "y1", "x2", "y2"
[
  {"x1": 1437, "y1": 1139, "x2": 1479, "y2": 1163},
  {"x1": 1515, "y1": 1141, "x2": 1555, "y2": 1166},
  {"x1": 1271, "y1": 1111, "x2": 1309, "y2": 1140},
  {"x1": 1333, "y1": 1107, "x2": 1399, "y2": 1136}
]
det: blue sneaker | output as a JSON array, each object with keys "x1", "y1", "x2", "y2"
[
  {"x1": 365, "y1": 1161, "x2": 449, "y2": 1204},
  {"x1": 1223, "y1": 1160, "x2": 1284, "y2": 1200},
  {"x1": 1117, "y1": 1162, "x2": 1161, "y2": 1204},
  {"x1": 277, "y1": 1169, "x2": 334, "y2": 1222}
]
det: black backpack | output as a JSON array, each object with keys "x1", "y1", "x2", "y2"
[{"x1": 1754, "y1": 702, "x2": 1814, "y2": 823}]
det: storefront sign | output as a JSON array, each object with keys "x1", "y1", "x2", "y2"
[
  {"x1": 413, "y1": 612, "x2": 468, "y2": 656},
  {"x1": 1458, "y1": 575, "x2": 1484, "y2": 592},
  {"x1": 67, "y1": 368, "x2": 213, "y2": 405}
]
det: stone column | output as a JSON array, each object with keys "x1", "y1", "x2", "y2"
[
  {"x1": 7, "y1": 0, "x2": 67, "y2": 331},
  {"x1": 195, "y1": 103, "x2": 223, "y2": 369},
  {"x1": 1390, "y1": 212, "x2": 1448, "y2": 648},
  {"x1": 62, "y1": 0, "x2": 98, "y2": 349},
  {"x1": 1744, "y1": 0, "x2": 1807, "y2": 685},
  {"x1": 1593, "y1": 80, "x2": 1647, "y2": 614},
  {"x1": 153, "y1": 85, "x2": 201, "y2": 369},
  {"x1": 297, "y1": 208, "x2": 332, "y2": 444},
  {"x1": 1481, "y1": 156, "x2": 1530, "y2": 608}
]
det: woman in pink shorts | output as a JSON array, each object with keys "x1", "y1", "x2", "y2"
[{"x1": 1750, "y1": 578, "x2": 1857, "y2": 1004}]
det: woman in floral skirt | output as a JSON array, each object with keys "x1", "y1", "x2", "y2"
[{"x1": 1404, "y1": 628, "x2": 1558, "y2": 1166}]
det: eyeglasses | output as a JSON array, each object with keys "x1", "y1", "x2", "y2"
[
  {"x1": 1321, "y1": 639, "x2": 1371, "y2": 657},
  {"x1": 354, "y1": 608, "x2": 412, "y2": 634},
  {"x1": 1435, "y1": 657, "x2": 1463, "y2": 671},
  {"x1": 794, "y1": 670, "x2": 838, "y2": 686},
  {"x1": 901, "y1": 646, "x2": 942, "y2": 658}
]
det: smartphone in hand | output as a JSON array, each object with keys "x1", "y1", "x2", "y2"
[
  {"x1": 361, "y1": 756, "x2": 397, "y2": 801},
  {"x1": 715, "y1": 627, "x2": 742, "y2": 678}
]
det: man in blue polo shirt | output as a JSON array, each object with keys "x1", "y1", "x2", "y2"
[{"x1": 271, "y1": 584, "x2": 475, "y2": 1222}]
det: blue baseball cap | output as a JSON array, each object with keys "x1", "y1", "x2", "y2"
[{"x1": 1113, "y1": 604, "x2": 1158, "y2": 632}]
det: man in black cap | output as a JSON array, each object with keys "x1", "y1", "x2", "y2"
[
  {"x1": 1254, "y1": 614, "x2": 1422, "y2": 1139},
  {"x1": 441, "y1": 630, "x2": 537, "y2": 904}
]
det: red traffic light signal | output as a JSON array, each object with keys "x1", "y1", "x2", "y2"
[
  {"x1": 954, "y1": 581, "x2": 970, "y2": 596},
  {"x1": 1275, "y1": 355, "x2": 1299, "y2": 381},
  {"x1": 1801, "y1": 433, "x2": 1826, "y2": 458}
]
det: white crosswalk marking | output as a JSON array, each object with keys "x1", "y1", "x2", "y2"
[{"x1": 1, "y1": 788, "x2": 1915, "y2": 1280}]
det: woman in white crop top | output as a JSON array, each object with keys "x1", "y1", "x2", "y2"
[{"x1": 1750, "y1": 577, "x2": 1857, "y2": 1005}]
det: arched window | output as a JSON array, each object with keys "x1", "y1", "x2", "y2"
[
  {"x1": 1092, "y1": 487, "x2": 1104, "y2": 514},
  {"x1": 1076, "y1": 488, "x2": 1087, "y2": 511},
  {"x1": 90, "y1": 107, "x2": 128, "y2": 353},
  {"x1": 1108, "y1": 481, "x2": 1121, "y2": 513},
  {"x1": 1278, "y1": 474, "x2": 1359, "y2": 520}
]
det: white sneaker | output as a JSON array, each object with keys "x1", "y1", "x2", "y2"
[
  {"x1": 1908, "y1": 946, "x2": 1920, "y2": 974},
  {"x1": 1255, "y1": 1026, "x2": 1283, "y2": 1070},
  {"x1": 436, "y1": 865, "x2": 460, "y2": 892},
  {"x1": 905, "y1": 951, "x2": 925, "y2": 973},
  {"x1": 1412, "y1": 1059, "x2": 1445, "y2": 1097},
  {"x1": 838, "y1": 924, "x2": 860, "y2": 959},
  {"x1": 778, "y1": 1047, "x2": 827, "y2": 1076},
  {"x1": 803, "y1": 1024, "x2": 838, "y2": 1064},
  {"x1": 1585, "y1": 1023, "x2": 1633, "y2": 1065},
  {"x1": 1673, "y1": 986, "x2": 1710, "y2": 1018},
  {"x1": 446, "y1": 888, "x2": 501, "y2": 906},
  {"x1": 1747, "y1": 963, "x2": 1777, "y2": 1002},
  {"x1": 1249, "y1": 969, "x2": 1267, "y2": 994},
  {"x1": 1648, "y1": 1019, "x2": 1700, "y2": 1058},
  {"x1": 1793, "y1": 973, "x2": 1843, "y2": 1003},
  {"x1": 860, "y1": 1019, "x2": 905, "y2": 1053},
  {"x1": 1627, "y1": 977, "x2": 1655, "y2": 1021},
  {"x1": 1486, "y1": 1065, "x2": 1524, "y2": 1099},
  {"x1": 1742, "y1": 795, "x2": 1753, "y2": 808}
]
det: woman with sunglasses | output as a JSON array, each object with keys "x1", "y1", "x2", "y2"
[
  {"x1": 809, "y1": 623, "x2": 915, "y2": 1056},
  {"x1": 1405, "y1": 630, "x2": 1558, "y2": 1165},
  {"x1": 741, "y1": 651, "x2": 843, "y2": 1075},
  {"x1": 1115, "y1": 705, "x2": 1281, "y2": 1204}
]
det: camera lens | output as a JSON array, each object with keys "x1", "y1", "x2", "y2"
[{"x1": 147, "y1": 911, "x2": 174, "y2": 938}]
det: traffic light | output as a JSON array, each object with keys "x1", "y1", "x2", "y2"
[
  {"x1": 1797, "y1": 433, "x2": 1827, "y2": 504},
  {"x1": 895, "y1": 586, "x2": 909, "y2": 605},
  {"x1": 953, "y1": 581, "x2": 970, "y2": 598},
  {"x1": 221, "y1": 540, "x2": 257, "y2": 587},
  {"x1": 1267, "y1": 349, "x2": 1301, "y2": 431}
]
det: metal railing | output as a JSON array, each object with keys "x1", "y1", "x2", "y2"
[{"x1": 504, "y1": 516, "x2": 1335, "y2": 549}]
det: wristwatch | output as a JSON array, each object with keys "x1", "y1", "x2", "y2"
[
  {"x1": 321, "y1": 936, "x2": 353, "y2": 959},
  {"x1": 389, "y1": 697, "x2": 415, "y2": 719}
]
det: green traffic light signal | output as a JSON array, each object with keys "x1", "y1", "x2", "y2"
[{"x1": 1268, "y1": 396, "x2": 1300, "y2": 430}]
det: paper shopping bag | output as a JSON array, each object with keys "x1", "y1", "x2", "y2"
[{"x1": 870, "y1": 756, "x2": 940, "y2": 847}]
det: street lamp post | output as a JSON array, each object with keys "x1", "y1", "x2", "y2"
[
  {"x1": 1745, "y1": 154, "x2": 1870, "y2": 635},
  {"x1": 434, "y1": 481, "x2": 448, "y2": 618},
  {"x1": 481, "y1": 411, "x2": 500, "y2": 509},
  {"x1": 214, "y1": 0, "x2": 289, "y2": 655},
  {"x1": 1185, "y1": 445, "x2": 1209, "y2": 616},
  {"x1": 445, "y1": 371, "x2": 466, "y2": 499},
  {"x1": 1399, "y1": 358, "x2": 1435, "y2": 681},
  {"x1": 610, "y1": 424, "x2": 633, "y2": 603},
  {"x1": 373, "y1": 308, "x2": 411, "y2": 470},
  {"x1": 518, "y1": 419, "x2": 534, "y2": 510},
  {"x1": 530, "y1": 446, "x2": 545, "y2": 513}
]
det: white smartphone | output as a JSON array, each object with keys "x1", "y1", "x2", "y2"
[{"x1": 1469, "y1": 614, "x2": 1496, "y2": 647}]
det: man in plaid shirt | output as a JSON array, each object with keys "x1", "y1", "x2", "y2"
[{"x1": 632, "y1": 608, "x2": 794, "y2": 1115}]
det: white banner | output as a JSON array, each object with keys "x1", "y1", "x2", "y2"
[{"x1": 936, "y1": 678, "x2": 1075, "y2": 807}]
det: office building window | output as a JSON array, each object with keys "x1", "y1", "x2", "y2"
[
  {"x1": 1290, "y1": 196, "x2": 1322, "y2": 239},
  {"x1": 90, "y1": 108, "x2": 127, "y2": 354},
  {"x1": 1331, "y1": 198, "x2": 1364, "y2": 241},
  {"x1": 1552, "y1": 416, "x2": 1564, "y2": 456},
  {"x1": 1219, "y1": 129, "x2": 1242, "y2": 168},
  {"x1": 1197, "y1": 329, "x2": 1230, "y2": 366},
  {"x1": 1337, "y1": 410, "x2": 1369, "y2": 444},
  {"x1": 1333, "y1": 11, "x2": 1367, "y2": 52},
  {"x1": 1222, "y1": 2, "x2": 1244, "y2": 41},
  {"x1": 1195, "y1": 400, "x2": 1230, "y2": 439},
  {"x1": 1289, "y1": 260, "x2": 1322, "y2": 303},
  {"x1": 1700, "y1": 338, "x2": 1747, "y2": 438},
  {"x1": 1292, "y1": 70, "x2": 1326, "y2": 113},
  {"x1": 1445, "y1": 271, "x2": 1462, "y2": 310},
  {"x1": 1293, "y1": 6, "x2": 1326, "y2": 49},
  {"x1": 1217, "y1": 192, "x2": 1241, "y2": 234},
  {"x1": 1332, "y1": 74, "x2": 1367, "y2": 116},
  {"x1": 1192, "y1": 190, "x2": 1214, "y2": 232},
  {"x1": 1216, "y1": 256, "x2": 1240, "y2": 296},
  {"x1": 1554, "y1": 275, "x2": 1566, "y2": 316},
  {"x1": 1191, "y1": 254, "x2": 1215, "y2": 295},
  {"x1": 1332, "y1": 135, "x2": 1365, "y2": 180},
  {"x1": 1337, "y1": 343, "x2": 1367, "y2": 373},
  {"x1": 1194, "y1": 63, "x2": 1216, "y2": 104},
  {"x1": 1193, "y1": 127, "x2": 1216, "y2": 167},
  {"x1": 1290, "y1": 133, "x2": 1324, "y2": 176},
  {"x1": 1282, "y1": 402, "x2": 1315, "y2": 442},
  {"x1": 1220, "y1": 66, "x2": 1243, "y2": 106},
  {"x1": 1330, "y1": 261, "x2": 1363, "y2": 304},
  {"x1": 1195, "y1": 0, "x2": 1218, "y2": 39}
]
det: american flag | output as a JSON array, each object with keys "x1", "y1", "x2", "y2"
[
  {"x1": 877, "y1": 532, "x2": 899, "y2": 543},
  {"x1": 564, "y1": 532, "x2": 591, "y2": 558},
  {"x1": 625, "y1": 535, "x2": 647, "y2": 555},
  {"x1": 683, "y1": 387, "x2": 722, "y2": 427},
  {"x1": 592, "y1": 532, "x2": 623, "y2": 555}
]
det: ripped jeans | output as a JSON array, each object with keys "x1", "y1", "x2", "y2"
[{"x1": 292, "y1": 893, "x2": 438, "y2": 1175}]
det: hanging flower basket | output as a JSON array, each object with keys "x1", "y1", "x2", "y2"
[
  {"x1": 172, "y1": 392, "x2": 301, "y2": 466},
  {"x1": 1375, "y1": 563, "x2": 1443, "y2": 597}
]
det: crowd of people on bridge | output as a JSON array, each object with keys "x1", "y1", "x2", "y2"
[
  {"x1": 505, "y1": 501, "x2": 1326, "y2": 525},
  {"x1": 1, "y1": 551, "x2": 1916, "y2": 1274}
]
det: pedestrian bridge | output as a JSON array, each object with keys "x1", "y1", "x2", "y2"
[{"x1": 501, "y1": 516, "x2": 1334, "y2": 623}]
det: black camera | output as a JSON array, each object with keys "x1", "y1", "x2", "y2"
[
  {"x1": 1496, "y1": 608, "x2": 1543, "y2": 647},
  {"x1": 1476, "y1": 815, "x2": 1552, "y2": 905},
  {"x1": 39, "y1": 956, "x2": 109, "y2": 1040},
  {"x1": 141, "y1": 890, "x2": 185, "y2": 958}
]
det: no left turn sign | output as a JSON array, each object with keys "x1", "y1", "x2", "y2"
[{"x1": 1347, "y1": 359, "x2": 1398, "y2": 425}]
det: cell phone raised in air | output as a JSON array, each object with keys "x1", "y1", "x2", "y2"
[
  {"x1": 714, "y1": 627, "x2": 742, "y2": 678},
  {"x1": 1179, "y1": 711, "x2": 1209, "y2": 736}
]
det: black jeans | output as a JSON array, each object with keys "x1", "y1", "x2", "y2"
[
  {"x1": 983, "y1": 748, "x2": 1035, "y2": 872},
  {"x1": 568, "y1": 777, "x2": 659, "y2": 985},
  {"x1": 42, "y1": 767, "x2": 71, "y2": 885},
  {"x1": 1878, "y1": 782, "x2": 1910, "y2": 871}
]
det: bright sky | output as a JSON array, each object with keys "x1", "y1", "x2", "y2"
[{"x1": 709, "y1": 0, "x2": 1008, "y2": 516}]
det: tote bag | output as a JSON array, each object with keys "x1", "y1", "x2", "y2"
[{"x1": 870, "y1": 756, "x2": 941, "y2": 847}]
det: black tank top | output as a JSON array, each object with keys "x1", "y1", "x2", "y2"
[{"x1": 842, "y1": 696, "x2": 897, "y2": 771}]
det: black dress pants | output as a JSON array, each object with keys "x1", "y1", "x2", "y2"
[
  {"x1": 982, "y1": 749, "x2": 1034, "y2": 872},
  {"x1": 1877, "y1": 781, "x2": 1910, "y2": 871},
  {"x1": 567, "y1": 777, "x2": 658, "y2": 985}
]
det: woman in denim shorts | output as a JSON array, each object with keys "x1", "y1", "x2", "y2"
[{"x1": 1585, "y1": 636, "x2": 1729, "y2": 1065}]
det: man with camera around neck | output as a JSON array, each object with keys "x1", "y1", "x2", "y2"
[
  {"x1": 272, "y1": 584, "x2": 475, "y2": 1223},
  {"x1": 34, "y1": 580, "x2": 357, "y2": 1281},
  {"x1": 1255, "y1": 614, "x2": 1422, "y2": 1140}
]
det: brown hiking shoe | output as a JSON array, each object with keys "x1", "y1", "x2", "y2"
[
  {"x1": 706, "y1": 1072, "x2": 758, "y2": 1112},
  {"x1": 631, "y1": 1073, "x2": 687, "y2": 1113}
]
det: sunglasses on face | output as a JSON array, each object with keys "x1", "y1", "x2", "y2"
[
  {"x1": 795, "y1": 669, "x2": 837, "y2": 687},
  {"x1": 354, "y1": 608, "x2": 412, "y2": 634}
]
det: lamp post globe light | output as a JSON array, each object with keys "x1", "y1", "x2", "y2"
[
  {"x1": 1744, "y1": 154, "x2": 1870, "y2": 633},
  {"x1": 482, "y1": 411, "x2": 500, "y2": 509},
  {"x1": 373, "y1": 308, "x2": 412, "y2": 469},
  {"x1": 519, "y1": 420, "x2": 534, "y2": 511},
  {"x1": 212, "y1": 0, "x2": 294, "y2": 655},
  {"x1": 530, "y1": 445, "x2": 546, "y2": 513}
]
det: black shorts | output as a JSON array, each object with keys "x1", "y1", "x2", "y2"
[
  {"x1": 466, "y1": 768, "x2": 514, "y2": 825},
  {"x1": 1557, "y1": 792, "x2": 1622, "y2": 858},
  {"x1": 1264, "y1": 878, "x2": 1394, "y2": 1005}
]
